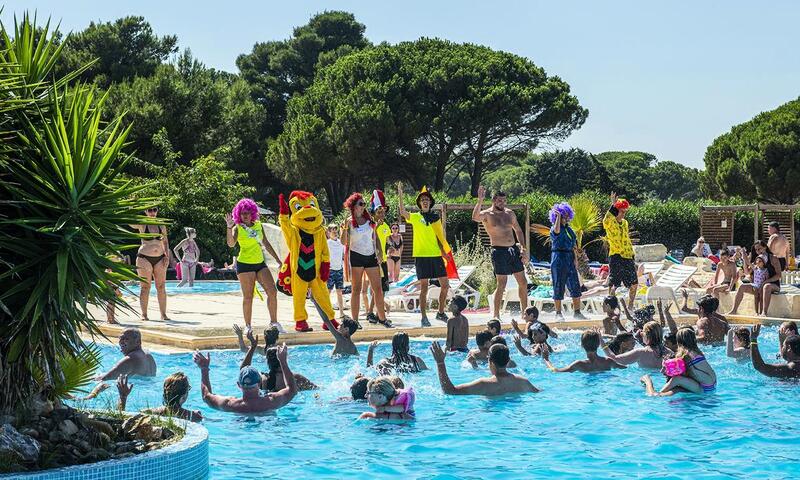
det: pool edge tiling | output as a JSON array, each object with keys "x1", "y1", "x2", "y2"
[{"x1": 1, "y1": 419, "x2": 209, "y2": 480}]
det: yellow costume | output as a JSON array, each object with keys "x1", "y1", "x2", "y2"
[{"x1": 276, "y1": 191, "x2": 337, "y2": 332}]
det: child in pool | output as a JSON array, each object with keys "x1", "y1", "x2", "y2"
[
  {"x1": 487, "y1": 318, "x2": 502, "y2": 337},
  {"x1": 513, "y1": 321, "x2": 555, "y2": 356},
  {"x1": 510, "y1": 306, "x2": 544, "y2": 338},
  {"x1": 542, "y1": 329, "x2": 625, "y2": 373},
  {"x1": 601, "y1": 296, "x2": 627, "y2": 336},
  {"x1": 466, "y1": 329, "x2": 494, "y2": 367},
  {"x1": 359, "y1": 376, "x2": 415, "y2": 420},
  {"x1": 726, "y1": 327, "x2": 751, "y2": 360},
  {"x1": 641, "y1": 326, "x2": 717, "y2": 396},
  {"x1": 446, "y1": 296, "x2": 470, "y2": 353},
  {"x1": 607, "y1": 332, "x2": 635, "y2": 355}
]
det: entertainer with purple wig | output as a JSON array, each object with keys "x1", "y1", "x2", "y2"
[
  {"x1": 549, "y1": 202, "x2": 586, "y2": 320},
  {"x1": 225, "y1": 198, "x2": 283, "y2": 333}
]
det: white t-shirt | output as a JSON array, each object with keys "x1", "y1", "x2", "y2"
[
  {"x1": 327, "y1": 238, "x2": 345, "y2": 271},
  {"x1": 349, "y1": 222, "x2": 376, "y2": 256}
]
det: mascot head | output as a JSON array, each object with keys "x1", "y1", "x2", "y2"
[{"x1": 288, "y1": 190, "x2": 323, "y2": 231}]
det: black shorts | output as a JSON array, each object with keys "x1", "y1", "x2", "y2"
[
  {"x1": 415, "y1": 256, "x2": 447, "y2": 280},
  {"x1": 236, "y1": 261, "x2": 266, "y2": 275},
  {"x1": 608, "y1": 255, "x2": 637, "y2": 288},
  {"x1": 350, "y1": 250, "x2": 379, "y2": 269},
  {"x1": 491, "y1": 245, "x2": 524, "y2": 275},
  {"x1": 380, "y1": 262, "x2": 390, "y2": 292}
]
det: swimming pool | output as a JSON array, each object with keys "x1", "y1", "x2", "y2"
[
  {"x1": 80, "y1": 328, "x2": 800, "y2": 479},
  {"x1": 122, "y1": 281, "x2": 242, "y2": 296}
]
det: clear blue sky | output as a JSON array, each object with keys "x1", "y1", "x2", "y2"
[{"x1": 5, "y1": 0, "x2": 799, "y2": 168}]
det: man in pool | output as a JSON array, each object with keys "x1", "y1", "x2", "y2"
[
  {"x1": 95, "y1": 328, "x2": 157, "y2": 380},
  {"x1": 472, "y1": 186, "x2": 529, "y2": 318},
  {"x1": 430, "y1": 341, "x2": 539, "y2": 395},
  {"x1": 542, "y1": 329, "x2": 625, "y2": 373},
  {"x1": 750, "y1": 324, "x2": 800, "y2": 378},
  {"x1": 312, "y1": 297, "x2": 358, "y2": 356},
  {"x1": 193, "y1": 344, "x2": 298, "y2": 413}
]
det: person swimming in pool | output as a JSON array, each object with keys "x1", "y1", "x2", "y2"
[
  {"x1": 641, "y1": 326, "x2": 717, "y2": 395},
  {"x1": 446, "y1": 295, "x2": 470, "y2": 353},
  {"x1": 542, "y1": 329, "x2": 625, "y2": 373},
  {"x1": 512, "y1": 321, "x2": 555, "y2": 357},
  {"x1": 359, "y1": 376, "x2": 416, "y2": 420},
  {"x1": 466, "y1": 329, "x2": 495, "y2": 366},
  {"x1": 726, "y1": 327, "x2": 751, "y2": 360},
  {"x1": 116, "y1": 372, "x2": 203, "y2": 422},
  {"x1": 370, "y1": 332, "x2": 429, "y2": 375},
  {"x1": 311, "y1": 297, "x2": 359, "y2": 357},
  {"x1": 601, "y1": 321, "x2": 672, "y2": 369},
  {"x1": 431, "y1": 341, "x2": 539, "y2": 396},
  {"x1": 95, "y1": 328, "x2": 157, "y2": 381},
  {"x1": 600, "y1": 296, "x2": 627, "y2": 336},
  {"x1": 750, "y1": 324, "x2": 800, "y2": 378},
  {"x1": 606, "y1": 332, "x2": 636, "y2": 355},
  {"x1": 487, "y1": 318, "x2": 502, "y2": 337},
  {"x1": 194, "y1": 343, "x2": 297, "y2": 413},
  {"x1": 232, "y1": 323, "x2": 280, "y2": 356},
  {"x1": 237, "y1": 330, "x2": 317, "y2": 391},
  {"x1": 778, "y1": 321, "x2": 798, "y2": 359}
]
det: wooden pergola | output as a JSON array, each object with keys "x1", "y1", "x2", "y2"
[
  {"x1": 700, "y1": 204, "x2": 798, "y2": 256},
  {"x1": 398, "y1": 203, "x2": 531, "y2": 265}
]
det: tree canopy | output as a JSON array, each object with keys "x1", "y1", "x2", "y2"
[{"x1": 704, "y1": 98, "x2": 800, "y2": 204}]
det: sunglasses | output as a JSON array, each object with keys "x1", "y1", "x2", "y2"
[{"x1": 146, "y1": 207, "x2": 158, "y2": 212}]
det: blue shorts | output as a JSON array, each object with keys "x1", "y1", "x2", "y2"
[{"x1": 327, "y1": 269, "x2": 344, "y2": 290}]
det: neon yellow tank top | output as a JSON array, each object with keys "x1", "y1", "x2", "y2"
[
  {"x1": 410, "y1": 212, "x2": 441, "y2": 257},
  {"x1": 237, "y1": 221, "x2": 264, "y2": 264}
]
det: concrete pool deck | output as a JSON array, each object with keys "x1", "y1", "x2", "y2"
[{"x1": 84, "y1": 290, "x2": 795, "y2": 353}]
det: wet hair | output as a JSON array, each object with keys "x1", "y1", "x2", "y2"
[
  {"x1": 264, "y1": 326, "x2": 280, "y2": 348},
  {"x1": 642, "y1": 321, "x2": 666, "y2": 354},
  {"x1": 608, "y1": 332, "x2": 634, "y2": 355},
  {"x1": 780, "y1": 321, "x2": 799, "y2": 336},
  {"x1": 350, "y1": 376, "x2": 370, "y2": 400},
  {"x1": 343, "y1": 192, "x2": 373, "y2": 228},
  {"x1": 664, "y1": 332, "x2": 677, "y2": 350},
  {"x1": 184, "y1": 227, "x2": 196, "y2": 237},
  {"x1": 527, "y1": 321, "x2": 551, "y2": 343},
  {"x1": 548, "y1": 202, "x2": 575, "y2": 224},
  {"x1": 696, "y1": 295, "x2": 719, "y2": 316},
  {"x1": 785, "y1": 335, "x2": 800, "y2": 357},
  {"x1": 122, "y1": 328, "x2": 141, "y2": 344},
  {"x1": 341, "y1": 317, "x2": 359, "y2": 336},
  {"x1": 488, "y1": 344, "x2": 510, "y2": 368},
  {"x1": 733, "y1": 327, "x2": 751, "y2": 347},
  {"x1": 675, "y1": 326, "x2": 701, "y2": 359},
  {"x1": 163, "y1": 372, "x2": 190, "y2": 409},
  {"x1": 580, "y1": 330, "x2": 601, "y2": 352},
  {"x1": 487, "y1": 318, "x2": 501, "y2": 333},
  {"x1": 524, "y1": 306, "x2": 539, "y2": 320},
  {"x1": 387, "y1": 332, "x2": 419, "y2": 372},
  {"x1": 452, "y1": 295, "x2": 468, "y2": 313},
  {"x1": 265, "y1": 347, "x2": 281, "y2": 391},
  {"x1": 366, "y1": 376, "x2": 397, "y2": 406},
  {"x1": 476, "y1": 329, "x2": 494, "y2": 348},
  {"x1": 603, "y1": 296, "x2": 619, "y2": 311},
  {"x1": 389, "y1": 376, "x2": 405, "y2": 389},
  {"x1": 232, "y1": 198, "x2": 259, "y2": 224},
  {"x1": 490, "y1": 335, "x2": 507, "y2": 346},
  {"x1": 632, "y1": 305, "x2": 656, "y2": 328}
]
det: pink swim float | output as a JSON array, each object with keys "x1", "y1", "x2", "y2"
[{"x1": 663, "y1": 357, "x2": 686, "y2": 377}]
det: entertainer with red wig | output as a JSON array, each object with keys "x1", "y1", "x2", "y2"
[
  {"x1": 603, "y1": 192, "x2": 638, "y2": 305},
  {"x1": 276, "y1": 191, "x2": 338, "y2": 332},
  {"x1": 549, "y1": 202, "x2": 586, "y2": 320}
]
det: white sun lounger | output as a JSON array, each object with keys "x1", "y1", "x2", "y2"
[
  {"x1": 399, "y1": 265, "x2": 480, "y2": 312},
  {"x1": 643, "y1": 264, "x2": 698, "y2": 308}
]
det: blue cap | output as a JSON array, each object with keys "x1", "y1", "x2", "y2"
[{"x1": 238, "y1": 366, "x2": 261, "y2": 389}]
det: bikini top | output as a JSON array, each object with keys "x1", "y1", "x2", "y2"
[
  {"x1": 142, "y1": 224, "x2": 164, "y2": 242},
  {"x1": 387, "y1": 235, "x2": 403, "y2": 250}
]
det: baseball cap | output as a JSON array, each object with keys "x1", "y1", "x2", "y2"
[{"x1": 238, "y1": 366, "x2": 261, "y2": 389}]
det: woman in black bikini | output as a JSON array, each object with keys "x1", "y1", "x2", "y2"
[
  {"x1": 386, "y1": 223, "x2": 404, "y2": 282},
  {"x1": 134, "y1": 207, "x2": 170, "y2": 321}
]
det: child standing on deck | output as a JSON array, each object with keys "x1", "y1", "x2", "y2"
[
  {"x1": 326, "y1": 224, "x2": 348, "y2": 321},
  {"x1": 446, "y1": 295, "x2": 470, "y2": 352}
]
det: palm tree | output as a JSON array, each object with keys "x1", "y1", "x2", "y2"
[
  {"x1": 0, "y1": 13, "x2": 152, "y2": 413},
  {"x1": 531, "y1": 196, "x2": 603, "y2": 278}
]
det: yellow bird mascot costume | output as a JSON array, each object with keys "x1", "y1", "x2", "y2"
[{"x1": 276, "y1": 191, "x2": 338, "y2": 332}]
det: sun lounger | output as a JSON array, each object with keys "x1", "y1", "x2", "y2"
[
  {"x1": 643, "y1": 264, "x2": 698, "y2": 308},
  {"x1": 399, "y1": 266, "x2": 480, "y2": 312}
]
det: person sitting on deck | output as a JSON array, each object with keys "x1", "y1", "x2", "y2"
[
  {"x1": 95, "y1": 328, "x2": 156, "y2": 380},
  {"x1": 194, "y1": 344, "x2": 298, "y2": 414},
  {"x1": 750, "y1": 324, "x2": 800, "y2": 378},
  {"x1": 542, "y1": 329, "x2": 625, "y2": 373},
  {"x1": 430, "y1": 341, "x2": 539, "y2": 396}
]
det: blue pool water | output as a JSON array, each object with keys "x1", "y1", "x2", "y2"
[
  {"x1": 123, "y1": 281, "x2": 242, "y2": 296},
  {"x1": 80, "y1": 328, "x2": 800, "y2": 479}
]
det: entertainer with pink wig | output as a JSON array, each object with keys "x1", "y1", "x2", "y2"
[
  {"x1": 603, "y1": 192, "x2": 638, "y2": 306},
  {"x1": 225, "y1": 198, "x2": 284, "y2": 333},
  {"x1": 549, "y1": 202, "x2": 586, "y2": 320}
]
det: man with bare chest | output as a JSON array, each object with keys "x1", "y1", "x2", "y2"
[
  {"x1": 473, "y1": 187, "x2": 529, "y2": 318},
  {"x1": 767, "y1": 221, "x2": 790, "y2": 272}
]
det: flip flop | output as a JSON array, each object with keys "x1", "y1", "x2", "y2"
[{"x1": 377, "y1": 319, "x2": 394, "y2": 328}]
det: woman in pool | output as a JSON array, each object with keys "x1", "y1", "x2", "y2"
[
  {"x1": 117, "y1": 372, "x2": 203, "y2": 422},
  {"x1": 173, "y1": 227, "x2": 200, "y2": 287},
  {"x1": 359, "y1": 376, "x2": 415, "y2": 420},
  {"x1": 133, "y1": 207, "x2": 170, "y2": 321},
  {"x1": 386, "y1": 223, "x2": 404, "y2": 282},
  {"x1": 341, "y1": 193, "x2": 392, "y2": 327},
  {"x1": 225, "y1": 198, "x2": 283, "y2": 333},
  {"x1": 601, "y1": 321, "x2": 672, "y2": 369},
  {"x1": 641, "y1": 326, "x2": 717, "y2": 395},
  {"x1": 727, "y1": 241, "x2": 782, "y2": 317},
  {"x1": 726, "y1": 327, "x2": 751, "y2": 360},
  {"x1": 372, "y1": 332, "x2": 428, "y2": 374}
]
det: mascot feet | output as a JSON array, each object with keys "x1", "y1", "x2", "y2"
[
  {"x1": 322, "y1": 318, "x2": 340, "y2": 331},
  {"x1": 295, "y1": 320, "x2": 313, "y2": 332}
]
